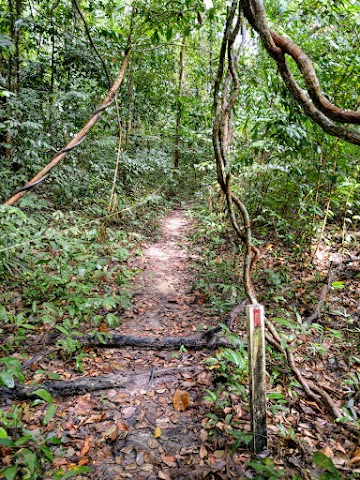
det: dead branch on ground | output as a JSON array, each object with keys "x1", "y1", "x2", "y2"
[{"x1": 1, "y1": 366, "x2": 201, "y2": 400}]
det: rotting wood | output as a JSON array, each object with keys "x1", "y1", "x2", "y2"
[
  {"x1": 1, "y1": 366, "x2": 201, "y2": 400},
  {"x1": 85, "y1": 333, "x2": 238, "y2": 349},
  {"x1": 14, "y1": 331, "x2": 240, "y2": 372}
]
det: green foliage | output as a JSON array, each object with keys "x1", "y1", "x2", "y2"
[
  {"x1": 204, "y1": 329, "x2": 250, "y2": 448},
  {"x1": 312, "y1": 452, "x2": 342, "y2": 480},
  {"x1": 247, "y1": 457, "x2": 284, "y2": 480},
  {"x1": 0, "y1": 357, "x2": 25, "y2": 388},
  {"x1": 1, "y1": 1, "x2": 359, "y2": 478},
  {"x1": 0, "y1": 206, "x2": 35, "y2": 276},
  {"x1": 0, "y1": 379, "x2": 61, "y2": 479}
]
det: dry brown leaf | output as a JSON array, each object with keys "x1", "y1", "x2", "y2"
[
  {"x1": 103, "y1": 424, "x2": 118, "y2": 441},
  {"x1": 81, "y1": 412, "x2": 104, "y2": 426},
  {"x1": 148, "y1": 438, "x2": 159, "y2": 449},
  {"x1": 78, "y1": 458, "x2": 88, "y2": 466},
  {"x1": 349, "y1": 450, "x2": 360, "y2": 466},
  {"x1": 98, "y1": 321, "x2": 109, "y2": 333},
  {"x1": 321, "y1": 446, "x2": 334, "y2": 459},
  {"x1": 123, "y1": 406, "x2": 137, "y2": 419},
  {"x1": 200, "y1": 445, "x2": 207, "y2": 459},
  {"x1": 141, "y1": 464, "x2": 154, "y2": 472},
  {"x1": 161, "y1": 455, "x2": 177, "y2": 467},
  {"x1": 334, "y1": 442, "x2": 347, "y2": 455},
  {"x1": 117, "y1": 422, "x2": 129, "y2": 431},
  {"x1": 79, "y1": 438, "x2": 90, "y2": 458},
  {"x1": 52, "y1": 458, "x2": 69, "y2": 468},
  {"x1": 158, "y1": 470, "x2": 171, "y2": 480},
  {"x1": 233, "y1": 405, "x2": 243, "y2": 417},
  {"x1": 199, "y1": 429, "x2": 208, "y2": 442},
  {"x1": 173, "y1": 389, "x2": 190, "y2": 411},
  {"x1": 154, "y1": 427, "x2": 162, "y2": 438}
]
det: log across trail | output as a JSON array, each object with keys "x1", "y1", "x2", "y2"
[{"x1": 7, "y1": 210, "x2": 246, "y2": 480}]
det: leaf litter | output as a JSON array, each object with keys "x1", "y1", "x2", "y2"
[{"x1": 2, "y1": 209, "x2": 360, "y2": 479}]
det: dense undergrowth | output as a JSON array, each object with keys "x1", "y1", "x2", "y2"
[
  {"x1": 0, "y1": 183, "x2": 175, "y2": 479},
  {"x1": 186, "y1": 197, "x2": 360, "y2": 479},
  {"x1": 1, "y1": 160, "x2": 359, "y2": 479}
]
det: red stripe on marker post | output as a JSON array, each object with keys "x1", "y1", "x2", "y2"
[{"x1": 254, "y1": 308, "x2": 261, "y2": 327}]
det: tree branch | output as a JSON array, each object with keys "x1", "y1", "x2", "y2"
[{"x1": 73, "y1": 0, "x2": 112, "y2": 88}]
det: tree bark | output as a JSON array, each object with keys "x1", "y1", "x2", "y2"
[
  {"x1": 1, "y1": 366, "x2": 201, "y2": 399},
  {"x1": 85, "y1": 333, "x2": 235, "y2": 349},
  {"x1": 174, "y1": 38, "x2": 185, "y2": 169}
]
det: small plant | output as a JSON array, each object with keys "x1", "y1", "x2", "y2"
[
  {"x1": 0, "y1": 376, "x2": 61, "y2": 479},
  {"x1": 312, "y1": 451, "x2": 343, "y2": 480},
  {"x1": 0, "y1": 358, "x2": 25, "y2": 388},
  {"x1": 247, "y1": 457, "x2": 284, "y2": 479}
]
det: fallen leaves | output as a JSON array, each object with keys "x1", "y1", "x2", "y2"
[
  {"x1": 79, "y1": 438, "x2": 90, "y2": 457},
  {"x1": 122, "y1": 406, "x2": 137, "y2": 419},
  {"x1": 349, "y1": 449, "x2": 360, "y2": 466},
  {"x1": 173, "y1": 389, "x2": 191, "y2": 412},
  {"x1": 103, "y1": 424, "x2": 118, "y2": 441},
  {"x1": 154, "y1": 427, "x2": 162, "y2": 438},
  {"x1": 161, "y1": 455, "x2": 177, "y2": 467}
]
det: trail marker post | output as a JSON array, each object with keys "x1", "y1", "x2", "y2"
[{"x1": 247, "y1": 304, "x2": 267, "y2": 453}]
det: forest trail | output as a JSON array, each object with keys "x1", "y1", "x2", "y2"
[
  {"x1": 50, "y1": 210, "x2": 244, "y2": 480},
  {"x1": 121, "y1": 209, "x2": 209, "y2": 336}
]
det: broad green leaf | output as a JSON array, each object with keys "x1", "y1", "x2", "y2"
[
  {"x1": 40, "y1": 444, "x2": 55, "y2": 461},
  {"x1": 312, "y1": 452, "x2": 341, "y2": 478},
  {"x1": 55, "y1": 466, "x2": 92, "y2": 479},
  {"x1": 33, "y1": 388, "x2": 53, "y2": 403},
  {"x1": 0, "y1": 465, "x2": 18, "y2": 480},
  {"x1": 0, "y1": 372, "x2": 15, "y2": 388},
  {"x1": 43, "y1": 403, "x2": 57, "y2": 425},
  {"x1": 0, "y1": 437, "x2": 16, "y2": 447},
  {"x1": 20, "y1": 448, "x2": 38, "y2": 474}
]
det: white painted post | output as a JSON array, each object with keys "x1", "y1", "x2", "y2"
[{"x1": 247, "y1": 304, "x2": 267, "y2": 453}]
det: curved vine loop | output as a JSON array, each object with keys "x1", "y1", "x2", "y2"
[
  {"x1": 241, "y1": 0, "x2": 360, "y2": 145},
  {"x1": 212, "y1": 0, "x2": 259, "y2": 304}
]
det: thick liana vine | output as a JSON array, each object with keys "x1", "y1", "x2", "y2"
[{"x1": 212, "y1": 0, "x2": 359, "y2": 436}]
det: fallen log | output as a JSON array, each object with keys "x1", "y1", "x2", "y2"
[
  {"x1": 1, "y1": 366, "x2": 200, "y2": 400},
  {"x1": 84, "y1": 333, "x2": 237, "y2": 349}
]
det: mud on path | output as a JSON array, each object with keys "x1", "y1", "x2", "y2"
[{"x1": 49, "y1": 210, "x2": 245, "y2": 480}]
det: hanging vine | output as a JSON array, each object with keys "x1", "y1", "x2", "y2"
[{"x1": 212, "y1": 0, "x2": 359, "y2": 436}]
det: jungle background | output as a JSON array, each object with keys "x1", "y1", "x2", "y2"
[{"x1": 0, "y1": 0, "x2": 359, "y2": 479}]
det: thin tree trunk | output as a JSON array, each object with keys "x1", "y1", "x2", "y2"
[
  {"x1": 4, "y1": 0, "x2": 14, "y2": 160},
  {"x1": 125, "y1": 66, "x2": 133, "y2": 151},
  {"x1": 13, "y1": 0, "x2": 23, "y2": 95},
  {"x1": 50, "y1": 28, "x2": 55, "y2": 94},
  {"x1": 174, "y1": 38, "x2": 185, "y2": 169},
  {"x1": 314, "y1": 142, "x2": 338, "y2": 254}
]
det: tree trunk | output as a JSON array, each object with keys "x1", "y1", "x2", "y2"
[
  {"x1": 174, "y1": 38, "x2": 185, "y2": 169},
  {"x1": 125, "y1": 66, "x2": 133, "y2": 151},
  {"x1": 13, "y1": 0, "x2": 23, "y2": 95}
]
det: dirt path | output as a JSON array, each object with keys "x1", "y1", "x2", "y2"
[
  {"x1": 49, "y1": 210, "x2": 243, "y2": 480},
  {"x1": 122, "y1": 210, "x2": 212, "y2": 336}
]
